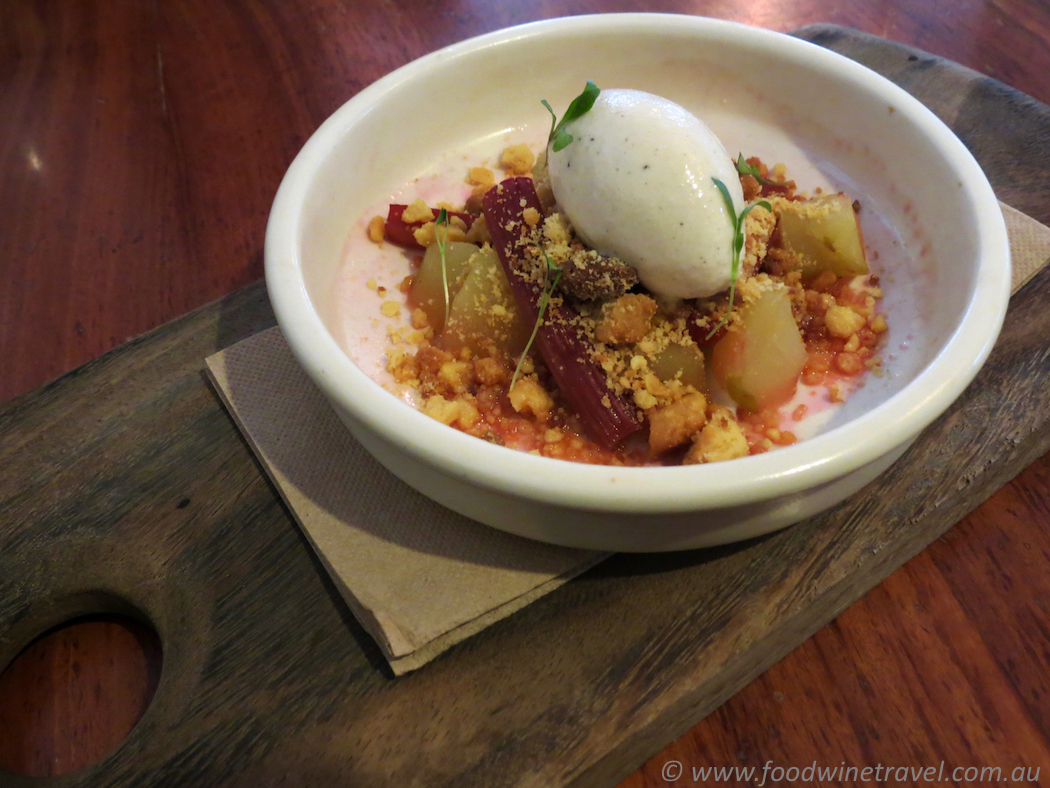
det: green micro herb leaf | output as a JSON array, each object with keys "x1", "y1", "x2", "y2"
[
  {"x1": 542, "y1": 81, "x2": 600, "y2": 153},
  {"x1": 706, "y1": 178, "x2": 772, "y2": 340},
  {"x1": 735, "y1": 153, "x2": 785, "y2": 188},
  {"x1": 436, "y1": 208, "x2": 451, "y2": 326},
  {"x1": 510, "y1": 249, "x2": 563, "y2": 391}
]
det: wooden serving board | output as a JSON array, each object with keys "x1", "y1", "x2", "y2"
[{"x1": 1, "y1": 25, "x2": 1048, "y2": 788}]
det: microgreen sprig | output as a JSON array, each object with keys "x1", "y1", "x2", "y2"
[
  {"x1": 705, "y1": 179, "x2": 771, "y2": 340},
  {"x1": 436, "y1": 208, "x2": 451, "y2": 326},
  {"x1": 541, "y1": 81, "x2": 600, "y2": 152},
  {"x1": 735, "y1": 153, "x2": 785, "y2": 188},
  {"x1": 510, "y1": 249, "x2": 563, "y2": 391}
]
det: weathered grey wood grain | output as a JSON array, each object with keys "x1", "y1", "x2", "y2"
[
  {"x1": 799, "y1": 25, "x2": 1050, "y2": 225},
  {"x1": 0, "y1": 27, "x2": 1048, "y2": 788}
]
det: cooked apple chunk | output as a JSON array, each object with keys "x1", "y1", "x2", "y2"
[
  {"x1": 778, "y1": 193, "x2": 869, "y2": 279},
  {"x1": 442, "y1": 247, "x2": 529, "y2": 359},
  {"x1": 650, "y1": 343, "x2": 706, "y2": 393},
  {"x1": 408, "y1": 241, "x2": 479, "y2": 333},
  {"x1": 711, "y1": 287, "x2": 808, "y2": 412}
]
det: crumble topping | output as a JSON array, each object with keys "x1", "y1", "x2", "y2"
[{"x1": 368, "y1": 145, "x2": 889, "y2": 465}]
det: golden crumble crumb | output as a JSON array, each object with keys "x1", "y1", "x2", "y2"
[
  {"x1": 411, "y1": 308, "x2": 429, "y2": 330},
  {"x1": 806, "y1": 290, "x2": 837, "y2": 314},
  {"x1": 387, "y1": 346, "x2": 405, "y2": 364},
  {"x1": 368, "y1": 215, "x2": 385, "y2": 243},
  {"x1": 438, "y1": 360, "x2": 475, "y2": 394},
  {"x1": 501, "y1": 144, "x2": 535, "y2": 176},
  {"x1": 870, "y1": 314, "x2": 888, "y2": 333},
  {"x1": 366, "y1": 277, "x2": 378, "y2": 290},
  {"x1": 413, "y1": 220, "x2": 467, "y2": 247},
  {"x1": 852, "y1": 295, "x2": 877, "y2": 319},
  {"x1": 540, "y1": 213, "x2": 574, "y2": 267},
  {"x1": 544, "y1": 212, "x2": 572, "y2": 244},
  {"x1": 508, "y1": 376, "x2": 553, "y2": 420},
  {"x1": 401, "y1": 198, "x2": 435, "y2": 224},
  {"x1": 641, "y1": 372, "x2": 670, "y2": 400},
  {"x1": 825, "y1": 305, "x2": 866, "y2": 338},
  {"x1": 380, "y1": 301, "x2": 401, "y2": 318},
  {"x1": 835, "y1": 352, "x2": 863, "y2": 375},
  {"x1": 648, "y1": 392, "x2": 708, "y2": 455},
  {"x1": 523, "y1": 207, "x2": 541, "y2": 226},
  {"x1": 633, "y1": 388, "x2": 658, "y2": 410},
  {"x1": 467, "y1": 166, "x2": 495, "y2": 188},
  {"x1": 474, "y1": 356, "x2": 506, "y2": 386},
  {"x1": 686, "y1": 407, "x2": 748, "y2": 464},
  {"x1": 422, "y1": 394, "x2": 479, "y2": 429},
  {"x1": 596, "y1": 294, "x2": 658, "y2": 345},
  {"x1": 740, "y1": 203, "x2": 777, "y2": 275}
]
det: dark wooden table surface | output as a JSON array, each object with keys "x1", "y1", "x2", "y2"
[{"x1": 1, "y1": 1, "x2": 1049, "y2": 785}]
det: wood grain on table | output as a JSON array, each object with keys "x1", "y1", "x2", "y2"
[{"x1": 1, "y1": 1, "x2": 1048, "y2": 786}]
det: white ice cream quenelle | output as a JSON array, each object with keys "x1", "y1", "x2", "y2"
[{"x1": 546, "y1": 89, "x2": 744, "y2": 299}]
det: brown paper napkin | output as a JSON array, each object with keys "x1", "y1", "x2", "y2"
[
  {"x1": 206, "y1": 202, "x2": 1049, "y2": 675},
  {"x1": 1001, "y1": 203, "x2": 1050, "y2": 292},
  {"x1": 205, "y1": 330, "x2": 607, "y2": 674}
]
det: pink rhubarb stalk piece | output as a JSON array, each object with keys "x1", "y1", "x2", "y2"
[
  {"x1": 483, "y1": 177, "x2": 643, "y2": 450},
  {"x1": 384, "y1": 204, "x2": 476, "y2": 251}
]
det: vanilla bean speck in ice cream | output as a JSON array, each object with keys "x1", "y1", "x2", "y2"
[{"x1": 546, "y1": 89, "x2": 744, "y2": 299}]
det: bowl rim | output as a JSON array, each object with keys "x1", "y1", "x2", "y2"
[{"x1": 265, "y1": 13, "x2": 1011, "y2": 514}]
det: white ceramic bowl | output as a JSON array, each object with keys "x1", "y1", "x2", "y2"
[{"x1": 265, "y1": 14, "x2": 1010, "y2": 551}]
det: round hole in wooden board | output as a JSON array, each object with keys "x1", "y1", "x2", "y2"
[{"x1": 0, "y1": 614, "x2": 162, "y2": 777}]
